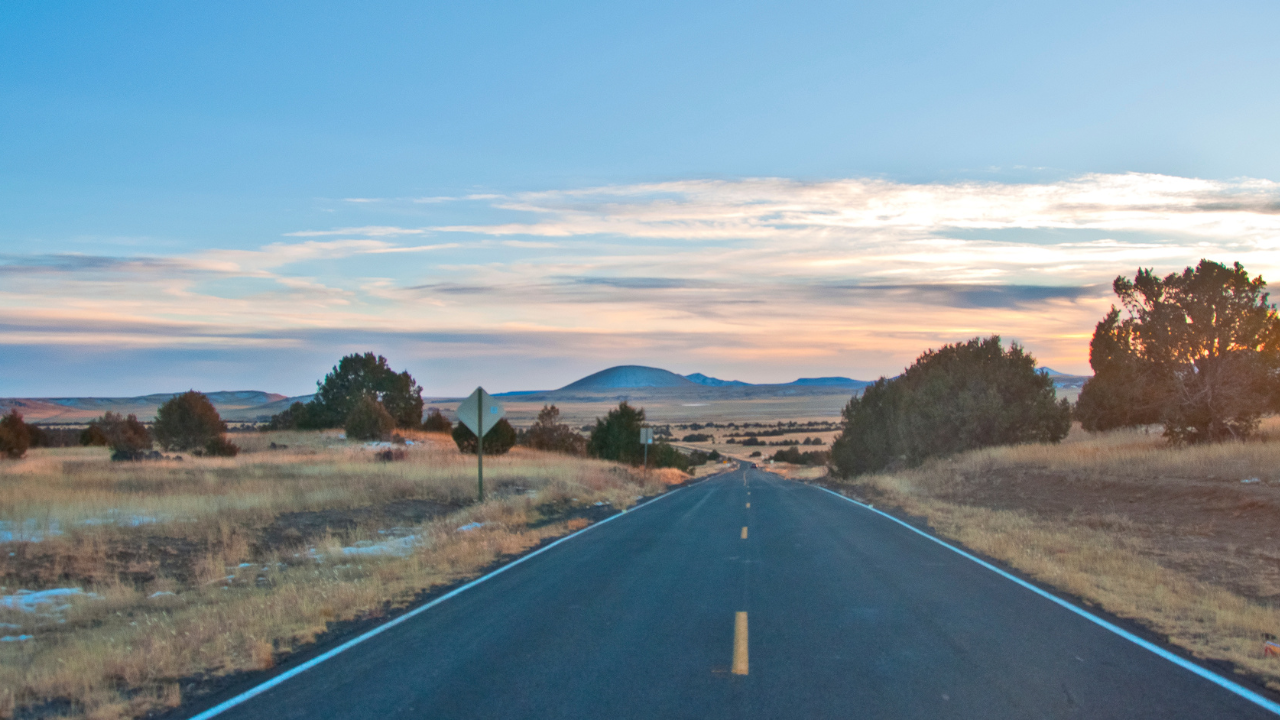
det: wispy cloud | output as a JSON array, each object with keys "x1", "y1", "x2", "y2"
[
  {"x1": 284, "y1": 226, "x2": 429, "y2": 238},
  {"x1": 6, "y1": 172, "x2": 1280, "y2": 394}
]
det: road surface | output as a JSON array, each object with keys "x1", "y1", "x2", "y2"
[{"x1": 193, "y1": 462, "x2": 1278, "y2": 719}]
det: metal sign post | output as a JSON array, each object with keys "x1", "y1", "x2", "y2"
[
  {"x1": 456, "y1": 387, "x2": 506, "y2": 503},
  {"x1": 640, "y1": 427, "x2": 654, "y2": 472}
]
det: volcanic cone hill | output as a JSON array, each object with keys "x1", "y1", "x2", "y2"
[{"x1": 557, "y1": 365, "x2": 699, "y2": 391}]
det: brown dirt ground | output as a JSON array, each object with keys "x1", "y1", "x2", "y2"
[{"x1": 862, "y1": 466, "x2": 1280, "y2": 607}]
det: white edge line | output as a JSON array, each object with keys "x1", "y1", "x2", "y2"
[
  {"x1": 814, "y1": 485, "x2": 1280, "y2": 716},
  {"x1": 187, "y1": 487, "x2": 687, "y2": 720}
]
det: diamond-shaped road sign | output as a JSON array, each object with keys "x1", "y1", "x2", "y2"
[{"x1": 456, "y1": 387, "x2": 505, "y2": 438}]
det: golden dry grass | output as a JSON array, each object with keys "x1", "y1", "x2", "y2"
[
  {"x1": 824, "y1": 418, "x2": 1280, "y2": 690},
  {"x1": 0, "y1": 431, "x2": 669, "y2": 719}
]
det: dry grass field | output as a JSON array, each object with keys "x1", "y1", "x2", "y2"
[
  {"x1": 0, "y1": 431, "x2": 682, "y2": 720},
  {"x1": 425, "y1": 391, "x2": 855, "y2": 427},
  {"x1": 822, "y1": 418, "x2": 1280, "y2": 690}
]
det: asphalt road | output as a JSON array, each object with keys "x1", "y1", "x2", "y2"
[{"x1": 195, "y1": 463, "x2": 1279, "y2": 719}]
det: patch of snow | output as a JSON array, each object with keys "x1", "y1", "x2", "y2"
[
  {"x1": 237, "y1": 563, "x2": 254, "y2": 568},
  {"x1": 149, "y1": 591, "x2": 176, "y2": 598},
  {"x1": 456, "y1": 522, "x2": 485, "y2": 532},
  {"x1": 593, "y1": 501, "x2": 608, "y2": 506},
  {"x1": 338, "y1": 535, "x2": 418, "y2": 557},
  {"x1": 0, "y1": 623, "x2": 21, "y2": 629},
  {"x1": 2, "y1": 513, "x2": 173, "y2": 544},
  {"x1": 0, "y1": 588, "x2": 95, "y2": 613},
  {"x1": 1242, "y1": 477, "x2": 1261, "y2": 483},
  {"x1": 80, "y1": 512, "x2": 160, "y2": 527},
  {"x1": 0, "y1": 519, "x2": 62, "y2": 543},
  {"x1": 0, "y1": 635, "x2": 33, "y2": 642}
]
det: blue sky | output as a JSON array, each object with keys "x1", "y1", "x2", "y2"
[{"x1": 3, "y1": 1, "x2": 1280, "y2": 397}]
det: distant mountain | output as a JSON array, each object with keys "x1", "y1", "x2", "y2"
[
  {"x1": 0, "y1": 391, "x2": 295, "y2": 424},
  {"x1": 558, "y1": 365, "x2": 699, "y2": 391},
  {"x1": 786, "y1": 377, "x2": 863, "y2": 387},
  {"x1": 684, "y1": 373, "x2": 751, "y2": 387},
  {"x1": 1038, "y1": 367, "x2": 1090, "y2": 389}
]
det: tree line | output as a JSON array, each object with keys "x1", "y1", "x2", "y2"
[
  {"x1": 261, "y1": 353, "x2": 699, "y2": 471},
  {"x1": 0, "y1": 391, "x2": 239, "y2": 461},
  {"x1": 829, "y1": 259, "x2": 1280, "y2": 478}
]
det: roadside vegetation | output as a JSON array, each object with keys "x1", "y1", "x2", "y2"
[
  {"x1": 830, "y1": 335, "x2": 1070, "y2": 477},
  {"x1": 586, "y1": 401, "x2": 698, "y2": 471},
  {"x1": 1076, "y1": 260, "x2": 1280, "y2": 441},
  {"x1": 267, "y1": 352, "x2": 425, "y2": 431},
  {"x1": 0, "y1": 431, "x2": 676, "y2": 719}
]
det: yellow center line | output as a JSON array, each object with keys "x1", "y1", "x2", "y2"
[
  {"x1": 746, "y1": 502, "x2": 750, "y2": 508},
  {"x1": 732, "y1": 612, "x2": 749, "y2": 675},
  {"x1": 741, "y1": 526, "x2": 748, "y2": 540}
]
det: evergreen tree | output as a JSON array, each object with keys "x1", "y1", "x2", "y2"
[
  {"x1": 0, "y1": 409, "x2": 31, "y2": 459},
  {"x1": 153, "y1": 391, "x2": 228, "y2": 452},
  {"x1": 297, "y1": 353, "x2": 424, "y2": 429},
  {"x1": 1078, "y1": 260, "x2": 1280, "y2": 442},
  {"x1": 519, "y1": 405, "x2": 586, "y2": 455},
  {"x1": 587, "y1": 402, "x2": 645, "y2": 465},
  {"x1": 831, "y1": 336, "x2": 1070, "y2": 478},
  {"x1": 345, "y1": 396, "x2": 396, "y2": 441}
]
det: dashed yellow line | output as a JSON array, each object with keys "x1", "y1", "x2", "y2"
[
  {"x1": 733, "y1": 612, "x2": 749, "y2": 675},
  {"x1": 741, "y1": 526, "x2": 748, "y2": 540},
  {"x1": 746, "y1": 502, "x2": 750, "y2": 508}
]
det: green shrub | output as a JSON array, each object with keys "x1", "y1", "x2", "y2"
[
  {"x1": 586, "y1": 402, "x2": 645, "y2": 465},
  {"x1": 154, "y1": 391, "x2": 227, "y2": 452},
  {"x1": 306, "y1": 353, "x2": 424, "y2": 429},
  {"x1": 1078, "y1": 260, "x2": 1280, "y2": 442},
  {"x1": 452, "y1": 417, "x2": 517, "y2": 455},
  {"x1": 769, "y1": 446, "x2": 829, "y2": 465},
  {"x1": 422, "y1": 408, "x2": 453, "y2": 433},
  {"x1": 648, "y1": 442, "x2": 689, "y2": 472},
  {"x1": 80, "y1": 423, "x2": 109, "y2": 446},
  {"x1": 687, "y1": 448, "x2": 722, "y2": 466},
  {"x1": 94, "y1": 412, "x2": 153, "y2": 461},
  {"x1": 203, "y1": 435, "x2": 240, "y2": 457},
  {"x1": 268, "y1": 401, "x2": 313, "y2": 431},
  {"x1": 519, "y1": 405, "x2": 586, "y2": 455},
  {"x1": 831, "y1": 336, "x2": 1070, "y2": 478},
  {"x1": 0, "y1": 410, "x2": 31, "y2": 459},
  {"x1": 26, "y1": 425, "x2": 78, "y2": 448},
  {"x1": 345, "y1": 396, "x2": 396, "y2": 441}
]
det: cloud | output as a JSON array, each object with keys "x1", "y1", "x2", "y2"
[
  {"x1": 812, "y1": 283, "x2": 1103, "y2": 309},
  {"x1": 565, "y1": 276, "x2": 713, "y2": 290},
  {"x1": 284, "y1": 226, "x2": 429, "y2": 238},
  {"x1": 434, "y1": 173, "x2": 1280, "y2": 244},
  {"x1": 7, "y1": 172, "x2": 1280, "y2": 395},
  {"x1": 0, "y1": 254, "x2": 188, "y2": 275}
]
